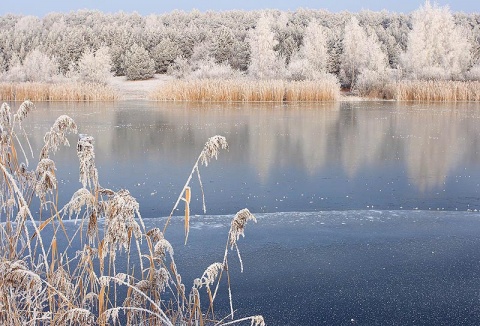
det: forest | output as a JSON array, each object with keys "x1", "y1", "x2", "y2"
[{"x1": 0, "y1": 1, "x2": 479, "y2": 100}]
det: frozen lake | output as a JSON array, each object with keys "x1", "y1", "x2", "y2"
[
  {"x1": 13, "y1": 100, "x2": 480, "y2": 324},
  {"x1": 20, "y1": 100, "x2": 480, "y2": 216}
]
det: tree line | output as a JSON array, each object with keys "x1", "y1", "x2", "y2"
[{"x1": 0, "y1": 1, "x2": 479, "y2": 88}]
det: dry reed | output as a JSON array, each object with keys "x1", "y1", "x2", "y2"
[
  {"x1": 0, "y1": 82, "x2": 118, "y2": 101},
  {"x1": 0, "y1": 100, "x2": 262, "y2": 325},
  {"x1": 150, "y1": 78, "x2": 340, "y2": 102},
  {"x1": 393, "y1": 80, "x2": 480, "y2": 102}
]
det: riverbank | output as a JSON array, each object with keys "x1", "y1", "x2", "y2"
[
  {"x1": 1, "y1": 77, "x2": 479, "y2": 102},
  {"x1": 109, "y1": 76, "x2": 480, "y2": 102}
]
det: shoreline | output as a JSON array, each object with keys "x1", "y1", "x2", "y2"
[{"x1": 1, "y1": 76, "x2": 479, "y2": 103}]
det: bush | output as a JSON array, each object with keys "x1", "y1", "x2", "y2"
[
  {"x1": 75, "y1": 47, "x2": 112, "y2": 85},
  {"x1": 189, "y1": 59, "x2": 243, "y2": 80},
  {"x1": 465, "y1": 64, "x2": 480, "y2": 81},
  {"x1": 354, "y1": 68, "x2": 398, "y2": 99},
  {"x1": 3, "y1": 50, "x2": 59, "y2": 83}
]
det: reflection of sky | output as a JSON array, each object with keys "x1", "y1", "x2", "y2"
[{"x1": 18, "y1": 101, "x2": 480, "y2": 217}]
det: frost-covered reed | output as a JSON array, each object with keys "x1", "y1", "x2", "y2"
[
  {"x1": 150, "y1": 78, "x2": 340, "y2": 102},
  {"x1": 0, "y1": 101, "x2": 262, "y2": 325},
  {"x1": 394, "y1": 80, "x2": 480, "y2": 102},
  {"x1": 0, "y1": 82, "x2": 118, "y2": 101}
]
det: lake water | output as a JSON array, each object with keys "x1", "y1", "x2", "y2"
[
  {"x1": 21, "y1": 100, "x2": 480, "y2": 215},
  {"x1": 15, "y1": 100, "x2": 480, "y2": 325}
]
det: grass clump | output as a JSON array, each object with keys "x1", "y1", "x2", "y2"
[
  {"x1": 0, "y1": 100, "x2": 264, "y2": 325},
  {"x1": 150, "y1": 78, "x2": 340, "y2": 102},
  {"x1": 0, "y1": 82, "x2": 118, "y2": 102}
]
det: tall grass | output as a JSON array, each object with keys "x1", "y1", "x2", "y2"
[
  {"x1": 0, "y1": 82, "x2": 118, "y2": 101},
  {"x1": 0, "y1": 101, "x2": 264, "y2": 325},
  {"x1": 394, "y1": 80, "x2": 480, "y2": 102},
  {"x1": 150, "y1": 78, "x2": 340, "y2": 102}
]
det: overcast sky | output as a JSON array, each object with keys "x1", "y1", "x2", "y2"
[{"x1": 1, "y1": 0, "x2": 478, "y2": 17}]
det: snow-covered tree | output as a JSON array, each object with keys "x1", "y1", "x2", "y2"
[
  {"x1": 210, "y1": 26, "x2": 236, "y2": 64},
  {"x1": 22, "y1": 49, "x2": 58, "y2": 82},
  {"x1": 3, "y1": 49, "x2": 58, "y2": 82},
  {"x1": 76, "y1": 46, "x2": 112, "y2": 84},
  {"x1": 151, "y1": 37, "x2": 180, "y2": 73},
  {"x1": 247, "y1": 13, "x2": 284, "y2": 79},
  {"x1": 167, "y1": 56, "x2": 191, "y2": 79},
  {"x1": 4, "y1": 54, "x2": 25, "y2": 82},
  {"x1": 286, "y1": 20, "x2": 330, "y2": 80},
  {"x1": 401, "y1": 1, "x2": 472, "y2": 80},
  {"x1": 124, "y1": 43, "x2": 155, "y2": 80},
  {"x1": 302, "y1": 20, "x2": 329, "y2": 73},
  {"x1": 340, "y1": 16, "x2": 387, "y2": 87}
]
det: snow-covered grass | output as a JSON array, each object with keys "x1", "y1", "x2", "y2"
[
  {"x1": 107, "y1": 74, "x2": 172, "y2": 100},
  {"x1": 149, "y1": 78, "x2": 340, "y2": 102}
]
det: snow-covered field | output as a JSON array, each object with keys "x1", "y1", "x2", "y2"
[{"x1": 107, "y1": 74, "x2": 173, "y2": 100}]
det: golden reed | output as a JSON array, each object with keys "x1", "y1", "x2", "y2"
[
  {"x1": 394, "y1": 80, "x2": 480, "y2": 102},
  {"x1": 0, "y1": 82, "x2": 118, "y2": 101},
  {"x1": 150, "y1": 79, "x2": 340, "y2": 102}
]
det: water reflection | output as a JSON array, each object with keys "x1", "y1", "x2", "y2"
[{"x1": 17, "y1": 100, "x2": 480, "y2": 214}]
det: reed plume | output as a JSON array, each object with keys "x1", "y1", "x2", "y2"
[
  {"x1": 40, "y1": 114, "x2": 78, "y2": 159},
  {"x1": 76, "y1": 135, "x2": 98, "y2": 189},
  {"x1": 0, "y1": 100, "x2": 264, "y2": 325}
]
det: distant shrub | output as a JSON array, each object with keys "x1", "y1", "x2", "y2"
[
  {"x1": 286, "y1": 57, "x2": 336, "y2": 82},
  {"x1": 189, "y1": 59, "x2": 243, "y2": 80},
  {"x1": 3, "y1": 50, "x2": 59, "y2": 82},
  {"x1": 465, "y1": 64, "x2": 480, "y2": 81},
  {"x1": 167, "y1": 56, "x2": 191, "y2": 79},
  {"x1": 354, "y1": 68, "x2": 398, "y2": 99},
  {"x1": 124, "y1": 43, "x2": 155, "y2": 80},
  {"x1": 75, "y1": 47, "x2": 112, "y2": 85}
]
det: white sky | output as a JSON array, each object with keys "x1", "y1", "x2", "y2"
[{"x1": 1, "y1": 0, "x2": 478, "y2": 16}]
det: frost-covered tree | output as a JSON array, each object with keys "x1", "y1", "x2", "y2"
[
  {"x1": 3, "y1": 49, "x2": 58, "y2": 82},
  {"x1": 340, "y1": 16, "x2": 387, "y2": 87},
  {"x1": 4, "y1": 54, "x2": 25, "y2": 81},
  {"x1": 76, "y1": 46, "x2": 112, "y2": 84},
  {"x1": 303, "y1": 20, "x2": 329, "y2": 72},
  {"x1": 167, "y1": 56, "x2": 191, "y2": 79},
  {"x1": 210, "y1": 26, "x2": 236, "y2": 64},
  {"x1": 286, "y1": 20, "x2": 329, "y2": 80},
  {"x1": 124, "y1": 43, "x2": 155, "y2": 80},
  {"x1": 189, "y1": 58, "x2": 243, "y2": 79},
  {"x1": 247, "y1": 13, "x2": 284, "y2": 79},
  {"x1": 401, "y1": 1, "x2": 472, "y2": 80},
  {"x1": 0, "y1": 52, "x2": 7, "y2": 73},
  {"x1": 22, "y1": 49, "x2": 58, "y2": 82},
  {"x1": 151, "y1": 37, "x2": 180, "y2": 73}
]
